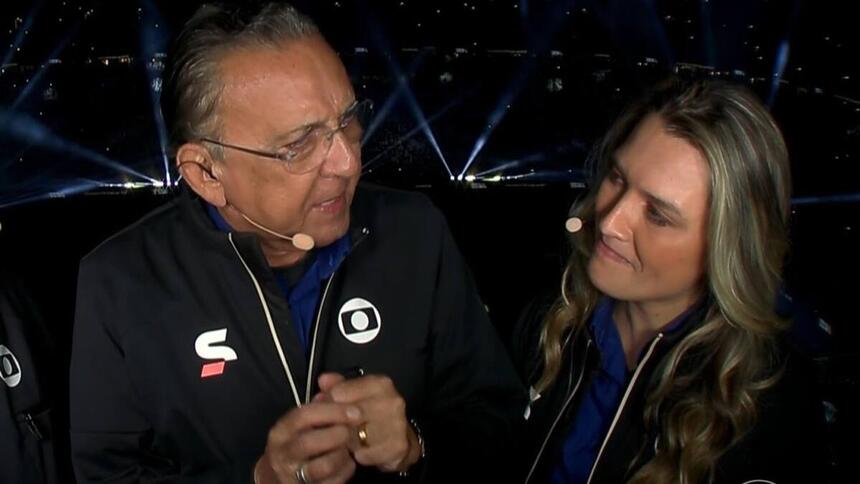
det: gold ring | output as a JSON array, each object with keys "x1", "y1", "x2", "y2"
[{"x1": 357, "y1": 424, "x2": 369, "y2": 447}]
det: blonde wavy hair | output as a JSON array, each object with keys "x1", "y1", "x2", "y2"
[{"x1": 537, "y1": 78, "x2": 792, "y2": 483}]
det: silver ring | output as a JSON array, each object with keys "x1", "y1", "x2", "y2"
[{"x1": 295, "y1": 463, "x2": 311, "y2": 484}]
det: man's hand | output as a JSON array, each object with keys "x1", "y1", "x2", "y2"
[
  {"x1": 319, "y1": 373, "x2": 421, "y2": 473},
  {"x1": 255, "y1": 401, "x2": 363, "y2": 484}
]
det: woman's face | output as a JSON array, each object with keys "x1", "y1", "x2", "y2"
[{"x1": 587, "y1": 114, "x2": 710, "y2": 311}]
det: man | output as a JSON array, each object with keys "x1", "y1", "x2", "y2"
[
  {"x1": 69, "y1": 3, "x2": 524, "y2": 483},
  {"x1": 1, "y1": 271, "x2": 64, "y2": 483}
]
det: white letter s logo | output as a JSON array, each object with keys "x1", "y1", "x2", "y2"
[{"x1": 195, "y1": 328, "x2": 238, "y2": 362}]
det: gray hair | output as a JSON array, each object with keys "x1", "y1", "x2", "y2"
[{"x1": 162, "y1": 2, "x2": 320, "y2": 156}]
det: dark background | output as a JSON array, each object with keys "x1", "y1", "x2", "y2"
[{"x1": 1, "y1": 0, "x2": 857, "y2": 481}]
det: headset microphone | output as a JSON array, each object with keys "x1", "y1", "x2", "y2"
[
  {"x1": 177, "y1": 161, "x2": 316, "y2": 251},
  {"x1": 565, "y1": 216, "x2": 583, "y2": 234}
]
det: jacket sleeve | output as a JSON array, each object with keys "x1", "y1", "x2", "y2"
[
  {"x1": 69, "y1": 259, "x2": 255, "y2": 484},
  {"x1": 417, "y1": 214, "x2": 528, "y2": 482}
]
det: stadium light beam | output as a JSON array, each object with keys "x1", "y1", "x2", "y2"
[
  {"x1": 459, "y1": 0, "x2": 577, "y2": 178},
  {"x1": 140, "y1": 0, "x2": 172, "y2": 186},
  {"x1": 366, "y1": 13, "x2": 453, "y2": 178},
  {"x1": 362, "y1": 53, "x2": 427, "y2": 144},
  {"x1": 791, "y1": 193, "x2": 860, "y2": 206},
  {"x1": 0, "y1": 110, "x2": 159, "y2": 184},
  {"x1": 9, "y1": 21, "x2": 82, "y2": 112},
  {"x1": 1, "y1": 0, "x2": 44, "y2": 67},
  {"x1": 0, "y1": 179, "x2": 102, "y2": 209},
  {"x1": 362, "y1": 93, "x2": 468, "y2": 173},
  {"x1": 767, "y1": 40, "x2": 790, "y2": 107}
]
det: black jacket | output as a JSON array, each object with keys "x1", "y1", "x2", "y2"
[
  {"x1": 0, "y1": 272, "x2": 63, "y2": 484},
  {"x1": 70, "y1": 184, "x2": 525, "y2": 483},
  {"x1": 511, "y1": 295, "x2": 829, "y2": 484}
]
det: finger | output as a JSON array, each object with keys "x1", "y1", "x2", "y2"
[
  {"x1": 327, "y1": 375, "x2": 396, "y2": 404},
  {"x1": 268, "y1": 403, "x2": 362, "y2": 445},
  {"x1": 351, "y1": 421, "x2": 410, "y2": 468},
  {"x1": 317, "y1": 456, "x2": 357, "y2": 484},
  {"x1": 317, "y1": 372, "x2": 346, "y2": 393},
  {"x1": 303, "y1": 447, "x2": 356, "y2": 484},
  {"x1": 349, "y1": 406, "x2": 410, "y2": 468},
  {"x1": 282, "y1": 425, "x2": 353, "y2": 463}
]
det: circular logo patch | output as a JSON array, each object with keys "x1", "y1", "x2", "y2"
[
  {"x1": 0, "y1": 344, "x2": 22, "y2": 388},
  {"x1": 337, "y1": 298, "x2": 382, "y2": 344}
]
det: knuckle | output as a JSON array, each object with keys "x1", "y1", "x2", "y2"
[
  {"x1": 394, "y1": 438, "x2": 408, "y2": 456},
  {"x1": 294, "y1": 435, "x2": 313, "y2": 457},
  {"x1": 314, "y1": 459, "x2": 334, "y2": 477},
  {"x1": 391, "y1": 395, "x2": 406, "y2": 414},
  {"x1": 333, "y1": 425, "x2": 351, "y2": 444}
]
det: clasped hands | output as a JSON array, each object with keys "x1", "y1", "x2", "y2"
[{"x1": 254, "y1": 373, "x2": 421, "y2": 484}]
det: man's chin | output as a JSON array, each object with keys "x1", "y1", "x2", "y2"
[{"x1": 307, "y1": 220, "x2": 351, "y2": 248}]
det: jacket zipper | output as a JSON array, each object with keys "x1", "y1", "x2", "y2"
[
  {"x1": 304, "y1": 274, "x2": 335, "y2": 404},
  {"x1": 525, "y1": 339, "x2": 593, "y2": 484},
  {"x1": 228, "y1": 233, "x2": 303, "y2": 407},
  {"x1": 228, "y1": 228, "x2": 372, "y2": 407},
  {"x1": 303, "y1": 227, "x2": 370, "y2": 403},
  {"x1": 586, "y1": 333, "x2": 665, "y2": 484}
]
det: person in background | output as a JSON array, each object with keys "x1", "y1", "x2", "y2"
[
  {"x1": 1, "y1": 270, "x2": 65, "y2": 484},
  {"x1": 511, "y1": 78, "x2": 828, "y2": 483}
]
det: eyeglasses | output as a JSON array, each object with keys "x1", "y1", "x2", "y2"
[{"x1": 201, "y1": 99, "x2": 373, "y2": 174}]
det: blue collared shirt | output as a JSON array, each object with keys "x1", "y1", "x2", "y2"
[
  {"x1": 206, "y1": 204, "x2": 351, "y2": 357},
  {"x1": 550, "y1": 298, "x2": 691, "y2": 483}
]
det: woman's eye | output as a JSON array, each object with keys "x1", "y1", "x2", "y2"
[{"x1": 647, "y1": 206, "x2": 671, "y2": 227}]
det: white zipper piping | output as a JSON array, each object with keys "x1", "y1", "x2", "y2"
[
  {"x1": 525, "y1": 339, "x2": 592, "y2": 484},
  {"x1": 305, "y1": 274, "x2": 335, "y2": 404},
  {"x1": 586, "y1": 333, "x2": 665, "y2": 484},
  {"x1": 228, "y1": 233, "x2": 302, "y2": 407}
]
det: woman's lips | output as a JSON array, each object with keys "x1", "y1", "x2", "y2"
[{"x1": 596, "y1": 238, "x2": 633, "y2": 268}]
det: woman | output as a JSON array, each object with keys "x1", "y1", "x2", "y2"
[{"x1": 513, "y1": 78, "x2": 827, "y2": 483}]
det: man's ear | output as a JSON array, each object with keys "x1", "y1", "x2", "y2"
[{"x1": 176, "y1": 143, "x2": 227, "y2": 207}]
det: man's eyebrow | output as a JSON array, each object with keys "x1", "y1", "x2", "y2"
[{"x1": 267, "y1": 99, "x2": 358, "y2": 146}]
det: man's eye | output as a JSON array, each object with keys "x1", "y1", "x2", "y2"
[
  {"x1": 339, "y1": 113, "x2": 356, "y2": 129},
  {"x1": 281, "y1": 129, "x2": 319, "y2": 153}
]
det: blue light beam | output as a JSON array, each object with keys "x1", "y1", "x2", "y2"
[
  {"x1": 0, "y1": 109, "x2": 160, "y2": 184},
  {"x1": 140, "y1": 0, "x2": 172, "y2": 186},
  {"x1": 362, "y1": 92, "x2": 470, "y2": 173},
  {"x1": 365, "y1": 12, "x2": 453, "y2": 178},
  {"x1": 9, "y1": 21, "x2": 82, "y2": 112},
  {"x1": 767, "y1": 40, "x2": 790, "y2": 107},
  {"x1": 1, "y1": 0, "x2": 44, "y2": 67},
  {"x1": 459, "y1": 0, "x2": 577, "y2": 178}
]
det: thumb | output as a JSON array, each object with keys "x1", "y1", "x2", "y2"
[{"x1": 317, "y1": 372, "x2": 346, "y2": 392}]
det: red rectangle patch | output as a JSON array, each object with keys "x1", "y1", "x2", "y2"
[{"x1": 200, "y1": 361, "x2": 226, "y2": 378}]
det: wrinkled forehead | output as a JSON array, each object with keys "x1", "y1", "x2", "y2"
[
  {"x1": 215, "y1": 36, "x2": 355, "y2": 128},
  {"x1": 614, "y1": 114, "x2": 711, "y2": 214}
]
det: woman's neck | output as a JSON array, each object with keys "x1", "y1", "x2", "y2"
[{"x1": 613, "y1": 295, "x2": 699, "y2": 370}]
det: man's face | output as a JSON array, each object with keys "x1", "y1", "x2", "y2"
[{"x1": 212, "y1": 35, "x2": 361, "y2": 249}]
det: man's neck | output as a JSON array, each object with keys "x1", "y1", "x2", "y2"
[
  {"x1": 216, "y1": 205, "x2": 309, "y2": 268},
  {"x1": 259, "y1": 238, "x2": 309, "y2": 268}
]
